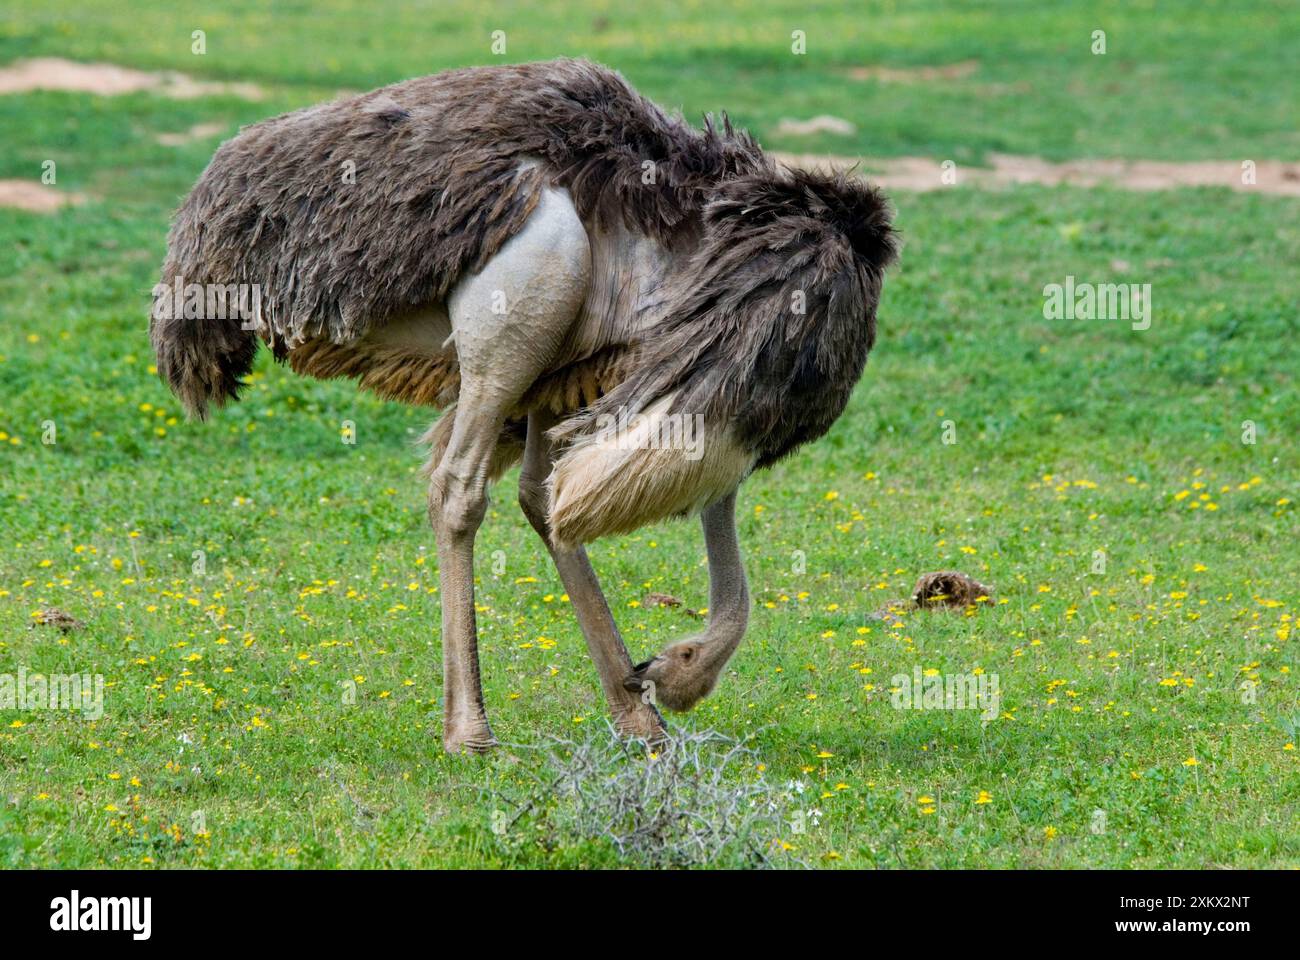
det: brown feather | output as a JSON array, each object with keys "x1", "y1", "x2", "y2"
[
  {"x1": 551, "y1": 165, "x2": 898, "y2": 472},
  {"x1": 151, "y1": 59, "x2": 764, "y2": 419}
]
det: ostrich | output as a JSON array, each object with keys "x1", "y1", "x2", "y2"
[{"x1": 151, "y1": 59, "x2": 897, "y2": 753}]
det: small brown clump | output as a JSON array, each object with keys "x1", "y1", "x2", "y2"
[
  {"x1": 643, "y1": 593, "x2": 704, "y2": 619},
  {"x1": 870, "y1": 571, "x2": 993, "y2": 624},
  {"x1": 643, "y1": 593, "x2": 682, "y2": 609},
  {"x1": 911, "y1": 571, "x2": 993, "y2": 609},
  {"x1": 33, "y1": 606, "x2": 85, "y2": 632}
]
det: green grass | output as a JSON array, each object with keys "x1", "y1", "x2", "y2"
[{"x1": 1, "y1": 0, "x2": 1297, "y2": 868}]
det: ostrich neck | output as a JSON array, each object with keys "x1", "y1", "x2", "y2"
[{"x1": 698, "y1": 491, "x2": 749, "y2": 671}]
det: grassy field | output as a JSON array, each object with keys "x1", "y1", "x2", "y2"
[{"x1": 1, "y1": 0, "x2": 1297, "y2": 868}]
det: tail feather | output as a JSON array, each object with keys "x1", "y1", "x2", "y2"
[
  {"x1": 150, "y1": 307, "x2": 257, "y2": 420},
  {"x1": 547, "y1": 394, "x2": 754, "y2": 549}
]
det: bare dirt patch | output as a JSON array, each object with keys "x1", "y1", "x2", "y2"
[
  {"x1": 845, "y1": 59, "x2": 980, "y2": 83},
  {"x1": 156, "y1": 122, "x2": 229, "y2": 147},
  {"x1": 772, "y1": 151, "x2": 1300, "y2": 196},
  {"x1": 775, "y1": 114, "x2": 856, "y2": 137},
  {"x1": 0, "y1": 57, "x2": 264, "y2": 100},
  {"x1": 0, "y1": 180, "x2": 87, "y2": 212}
]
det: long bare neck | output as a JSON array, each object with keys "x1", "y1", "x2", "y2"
[{"x1": 699, "y1": 490, "x2": 749, "y2": 669}]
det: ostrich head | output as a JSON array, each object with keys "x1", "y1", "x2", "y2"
[{"x1": 623, "y1": 637, "x2": 725, "y2": 712}]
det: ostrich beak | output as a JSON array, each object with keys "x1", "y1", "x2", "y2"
[{"x1": 623, "y1": 657, "x2": 659, "y2": 693}]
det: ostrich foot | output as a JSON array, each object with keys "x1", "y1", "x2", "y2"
[
  {"x1": 443, "y1": 718, "x2": 498, "y2": 754},
  {"x1": 613, "y1": 699, "x2": 668, "y2": 744}
]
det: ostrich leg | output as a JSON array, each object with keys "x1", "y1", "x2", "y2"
[
  {"x1": 518, "y1": 410, "x2": 666, "y2": 740},
  {"x1": 430, "y1": 396, "x2": 514, "y2": 753},
  {"x1": 432, "y1": 187, "x2": 591, "y2": 753}
]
